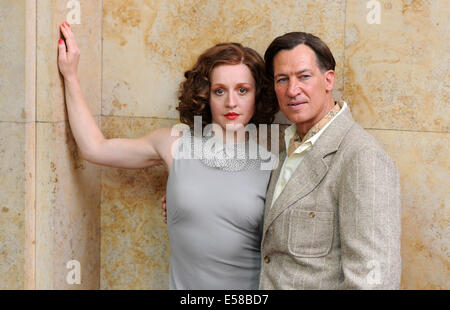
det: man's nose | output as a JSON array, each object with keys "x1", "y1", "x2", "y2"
[{"x1": 286, "y1": 79, "x2": 301, "y2": 98}]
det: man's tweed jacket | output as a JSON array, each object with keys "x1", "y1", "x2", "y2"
[{"x1": 259, "y1": 107, "x2": 402, "y2": 289}]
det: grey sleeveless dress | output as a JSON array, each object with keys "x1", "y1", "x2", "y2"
[{"x1": 165, "y1": 133, "x2": 271, "y2": 289}]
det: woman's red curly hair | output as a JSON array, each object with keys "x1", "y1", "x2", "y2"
[{"x1": 177, "y1": 43, "x2": 279, "y2": 129}]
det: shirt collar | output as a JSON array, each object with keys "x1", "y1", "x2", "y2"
[{"x1": 284, "y1": 100, "x2": 347, "y2": 153}]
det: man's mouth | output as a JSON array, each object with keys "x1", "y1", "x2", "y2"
[
  {"x1": 287, "y1": 101, "x2": 307, "y2": 109},
  {"x1": 287, "y1": 101, "x2": 306, "y2": 106},
  {"x1": 225, "y1": 112, "x2": 240, "y2": 120}
]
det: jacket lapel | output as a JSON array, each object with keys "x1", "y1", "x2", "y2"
[
  {"x1": 264, "y1": 151, "x2": 286, "y2": 214},
  {"x1": 262, "y1": 108, "x2": 356, "y2": 243}
]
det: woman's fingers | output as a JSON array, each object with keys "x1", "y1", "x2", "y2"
[
  {"x1": 57, "y1": 23, "x2": 80, "y2": 78},
  {"x1": 59, "y1": 22, "x2": 70, "y2": 41},
  {"x1": 60, "y1": 22, "x2": 79, "y2": 55},
  {"x1": 58, "y1": 38, "x2": 67, "y2": 61},
  {"x1": 161, "y1": 195, "x2": 167, "y2": 211},
  {"x1": 161, "y1": 195, "x2": 167, "y2": 223}
]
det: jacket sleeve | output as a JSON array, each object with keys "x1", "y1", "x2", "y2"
[{"x1": 337, "y1": 145, "x2": 402, "y2": 289}]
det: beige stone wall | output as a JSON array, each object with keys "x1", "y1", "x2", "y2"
[
  {"x1": 344, "y1": 0, "x2": 449, "y2": 290},
  {"x1": 100, "y1": 0, "x2": 449, "y2": 290},
  {"x1": 0, "y1": 0, "x2": 102, "y2": 289},
  {"x1": 100, "y1": 0, "x2": 347, "y2": 289},
  {"x1": 35, "y1": 0, "x2": 102, "y2": 290},
  {"x1": 0, "y1": 0, "x2": 36, "y2": 289},
  {"x1": 100, "y1": 117, "x2": 177, "y2": 289},
  {"x1": 0, "y1": 0, "x2": 448, "y2": 290}
]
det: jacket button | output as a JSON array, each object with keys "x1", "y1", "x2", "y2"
[
  {"x1": 264, "y1": 256, "x2": 270, "y2": 264},
  {"x1": 309, "y1": 211, "x2": 315, "y2": 218}
]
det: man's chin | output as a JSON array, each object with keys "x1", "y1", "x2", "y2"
[{"x1": 285, "y1": 113, "x2": 309, "y2": 125}]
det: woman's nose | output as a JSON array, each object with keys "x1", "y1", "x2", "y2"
[{"x1": 225, "y1": 93, "x2": 238, "y2": 108}]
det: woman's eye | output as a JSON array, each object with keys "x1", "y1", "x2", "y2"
[
  {"x1": 238, "y1": 88, "x2": 248, "y2": 94},
  {"x1": 214, "y1": 89, "x2": 224, "y2": 95}
]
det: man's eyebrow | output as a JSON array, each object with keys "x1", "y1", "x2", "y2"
[
  {"x1": 274, "y1": 68, "x2": 313, "y2": 78},
  {"x1": 296, "y1": 69, "x2": 313, "y2": 74}
]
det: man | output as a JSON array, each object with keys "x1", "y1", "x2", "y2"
[{"x1": 259, "y1": 32, "x2": 401, "y2": 289}]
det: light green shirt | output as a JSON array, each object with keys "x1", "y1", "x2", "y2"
[{"x1": 271, "y1": 101, "x2": 348, "y2": 208}]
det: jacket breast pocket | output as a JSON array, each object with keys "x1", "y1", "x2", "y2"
[{"x1": 287, "y1": 209, "x2": 334, "y2": 257}]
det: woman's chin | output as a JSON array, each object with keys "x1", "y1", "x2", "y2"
[{"x1": 225, "y1": 122, "x2": 251, "y2": 132}]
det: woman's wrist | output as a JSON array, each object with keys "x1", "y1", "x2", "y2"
[{"x1": 63, "y1": 74, "x2": 79, "y2": 84}]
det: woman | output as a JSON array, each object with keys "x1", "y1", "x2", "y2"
[{"x1": 58, "y1": 22, "x2": 278, "y2": 289}]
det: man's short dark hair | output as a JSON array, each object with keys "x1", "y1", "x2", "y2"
[{"x1": 264, "y1": 32, "x2": 336, "y2": 79}]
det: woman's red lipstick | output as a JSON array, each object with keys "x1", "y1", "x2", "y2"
[{"x1": 225, "y1": 112, "x2": 239, "y2": 120}]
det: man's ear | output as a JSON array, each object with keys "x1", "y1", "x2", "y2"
[{"x1": 324, "y1": 70, "x2": 335, "y2": 92}]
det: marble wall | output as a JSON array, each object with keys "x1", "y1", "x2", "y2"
[
  {"x1": 0, "y1": 0, "x2": 448, "y2": 290},
  {"x1": 100, "y1": 117, "x2": 177, "y2": 289},
  {"x1": 34, "y1": 0, "x2": 103, "y2": 290},
  {"x1": 344, "y1": 0, "x2": 449, "y2": 289},
  {"x1": 100, "y1": 0, "x2": 347, "y2": 289},
  {"x1": 0, "y1": 0, "x2": 102, "y2": 289},
  {"x1": 0, "y1": 0, "x2": 35, "y2": 289},
  {"x1": 100, "y1": 0, "x2": 449, "y2": 290}
]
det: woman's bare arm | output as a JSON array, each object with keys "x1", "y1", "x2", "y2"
[{"x1": 57, "y1": 22, "x2": 173, "y2": 169}]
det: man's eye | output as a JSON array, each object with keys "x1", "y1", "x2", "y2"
[
  {"x1": 214, "y1": 89, "x2": 224, "y2": 95},
  {"x1": 300, "y1": 75, "x2": 310, "y2": 79},
  {"x1": 238, "y1": 88, "x2": 248, "y2": 94},
  {"x1": 276, "y1": 78, "x2": 288, "y2": 83}
]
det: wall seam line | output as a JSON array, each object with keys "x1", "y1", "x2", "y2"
[
  {"x1": 34, "y1": 0, "x2": 37, "y2": 290},
  {"x1": 99, "y1": 0, "x2": 104, "y2": 290},
  {"x1": 100, "y1": 114, "x2": 179, "y2": 121},
  {"x1": 342, "y1": 0, "x2": 347, "y2": 99},
  {"x1": 364, "y1": 128, "x2": 449, "y2": 134}
]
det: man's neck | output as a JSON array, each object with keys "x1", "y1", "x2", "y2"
[{"x1": 295, "y1": 98, "x2": 335, "y2": 140}]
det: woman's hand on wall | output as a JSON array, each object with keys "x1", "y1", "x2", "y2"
[
  {"x1": 161, "y1": 195, "x2": 167, "y2": 224},
  {"x1": 58, "y1": 22, "x2": 80, "y2": 80}
]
